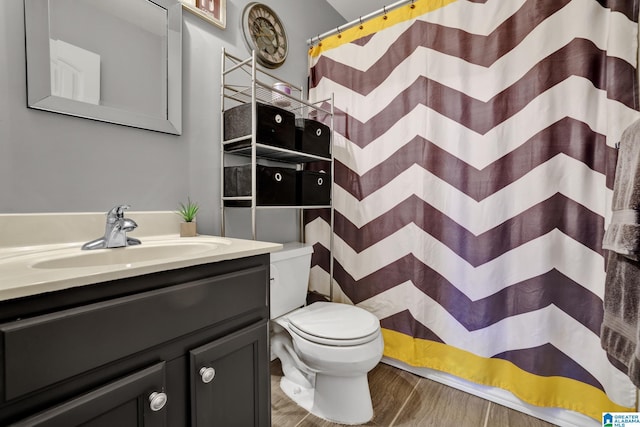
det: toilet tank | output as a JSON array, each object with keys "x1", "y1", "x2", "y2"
[{"x1": 270, "y1": 242, "x2": 314, "y2": 319}]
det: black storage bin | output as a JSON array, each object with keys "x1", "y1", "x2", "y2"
[
  {"x1": 224, "y1": 103, "x2": 296, "y2": 150},
  {"x1": 295, "y1": 118, "x2": 331, "y2": 158},
  {"x1": 224, "y1": 165, "x2": 296, "y2": 206},
  {"x1": 297, "y1": 171, "x2": 331, "y2": 206}
]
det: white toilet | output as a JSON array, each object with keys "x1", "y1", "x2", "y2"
[{"x1": 270, "y1": 243, "x2": 384, "y2": 425}]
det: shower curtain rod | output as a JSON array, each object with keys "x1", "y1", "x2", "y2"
[{"x1": 306, "y1": 0, "x2": 414, "y2": 45}]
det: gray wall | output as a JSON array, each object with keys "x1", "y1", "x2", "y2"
[{"x1": 0, "y1": 0, "x2": 344, "y2": 242}]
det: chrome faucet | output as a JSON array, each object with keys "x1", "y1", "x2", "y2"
[{"x1": 82, "y1": 204, "x2": 142, "y2": 250}]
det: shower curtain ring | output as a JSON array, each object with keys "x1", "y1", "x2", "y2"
[
  {"x1": 359, "y1": 16, "x2": 364, "y2": 29},
  {"x1": 336, "y1": 26, "x2": 342, "y2": 38},
  {"x1": 383, "y1": 5, "x2": 388, "y2": 19},
  {"x1": 410, "y1": 0, "x2": 416, "y2": 9}
]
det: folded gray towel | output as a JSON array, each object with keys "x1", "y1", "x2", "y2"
[
  {"x1": 603, "y1": 209, "x2": 640, "y2": 260},
  {"x1": 603, "y1": 119, "x2": 640, "y2": 259},
  {"x1": 602, "y1": 118, "x2": 640, "y2": 386},
  {"x1": 601, "y1": 252, "x2": 640, "y2": 386}
]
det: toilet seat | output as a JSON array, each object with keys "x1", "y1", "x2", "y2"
[{"x1": 287, "y1": 302, "x2": 380, "y2": 346}]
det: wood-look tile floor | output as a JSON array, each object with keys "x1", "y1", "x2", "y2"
[{"x1": 271, "y1": 360, "x2": 556, "y2": 427}]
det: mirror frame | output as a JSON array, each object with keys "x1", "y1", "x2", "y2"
[{"x1": 24, "y1": 0, "x2": 182, "y2": 135}]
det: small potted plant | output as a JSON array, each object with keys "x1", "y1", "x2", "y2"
[{"x1": 177, "y1": 198, "x2": 199, "y2": 237}]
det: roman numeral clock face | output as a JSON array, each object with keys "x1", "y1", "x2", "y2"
[{"x1": 242, "y1": 3, "x2": 288, "y2": 68}]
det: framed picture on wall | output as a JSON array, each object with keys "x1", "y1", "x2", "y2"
[{"x1": 181, "y1": 0, "x2": 226, "y2": 29}]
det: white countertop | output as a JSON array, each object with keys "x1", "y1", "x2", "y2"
[{"x1": 0, "y1": 212, "x2": 282, "y2": 301}]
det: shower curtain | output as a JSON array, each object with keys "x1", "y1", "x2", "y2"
[{"x1": 305, "y1": 0, "x2": 640, "y2": 420}]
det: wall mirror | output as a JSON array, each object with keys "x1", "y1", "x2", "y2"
[{"x1": 24, "y1": 0, "x2": 182, "y2": 134}]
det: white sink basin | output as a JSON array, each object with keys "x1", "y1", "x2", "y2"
[{"x1": 30, "y1": 240, "x2": 229, "y2": 269}]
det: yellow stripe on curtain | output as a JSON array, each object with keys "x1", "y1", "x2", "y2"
[
  {"x1": 382, "y1": 329, "x2": 633, "y2": 420},
  {"x1": 309, "y1": 0, "x2": 457, "y2": 57}
]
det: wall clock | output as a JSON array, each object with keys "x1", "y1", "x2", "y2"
[{"x1": 241, "y1": 2, "x2": 288, "y2": 69}]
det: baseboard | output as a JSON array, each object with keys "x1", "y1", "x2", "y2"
[{"x1": 382, "y1": 357, "x2": 600, "y2": 427}]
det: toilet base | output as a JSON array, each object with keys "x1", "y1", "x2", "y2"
[
  {"x1": 280, "y1": 376, "x2": 315, "y2": 413},
  {"x1": 280, "y1": 373, "x2": 374, "y2": 425}
]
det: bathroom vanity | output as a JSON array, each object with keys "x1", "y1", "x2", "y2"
[{"x1": 0, "y1": 212, "x2": 280, "y2": 426}]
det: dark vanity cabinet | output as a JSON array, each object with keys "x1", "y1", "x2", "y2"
[{"x1": 0, "y1": 255, "x2": 271, "y2": 426}]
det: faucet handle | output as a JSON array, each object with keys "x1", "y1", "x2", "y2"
[{"x1": 106, "y1": 204, "x2": 131, "y2": 221}]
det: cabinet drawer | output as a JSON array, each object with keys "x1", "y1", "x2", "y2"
[
  {"x1": 9, "y1": 362, "x2": 167, "y2": 427},
  {"x1": 1, "y1": 265, "x2": 267, "y2": 401}
]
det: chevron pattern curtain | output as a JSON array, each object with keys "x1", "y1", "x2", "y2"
[{"x1": 305, "y1": 0, "x2": 640, "y2": 420}]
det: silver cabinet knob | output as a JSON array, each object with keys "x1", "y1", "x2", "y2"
[
  {"x1": 200, "y1": 366, "x2": 216, "y2": 383},
  {"x1": 149, "y1": 391, "x2": 168, "y2": 411}
]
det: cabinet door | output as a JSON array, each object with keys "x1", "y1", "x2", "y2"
[
  {"x1": 190, "y1": 321, "x2": 269, "y2": 427},
  {"x1": 9, "y1": 362, "x2": 167, "y2": 427}
]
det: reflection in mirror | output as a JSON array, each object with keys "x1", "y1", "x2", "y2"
[
  {"x1": 49, "y1": 39, "x2": 101, "y2": 105},
  {"x1": 24, "y1": 0, "x2": 182, "y2": 134}
]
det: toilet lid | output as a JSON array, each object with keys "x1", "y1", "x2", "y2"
[{"x1": 287, "y1": 302, "x2": 380, "y2": 345}]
